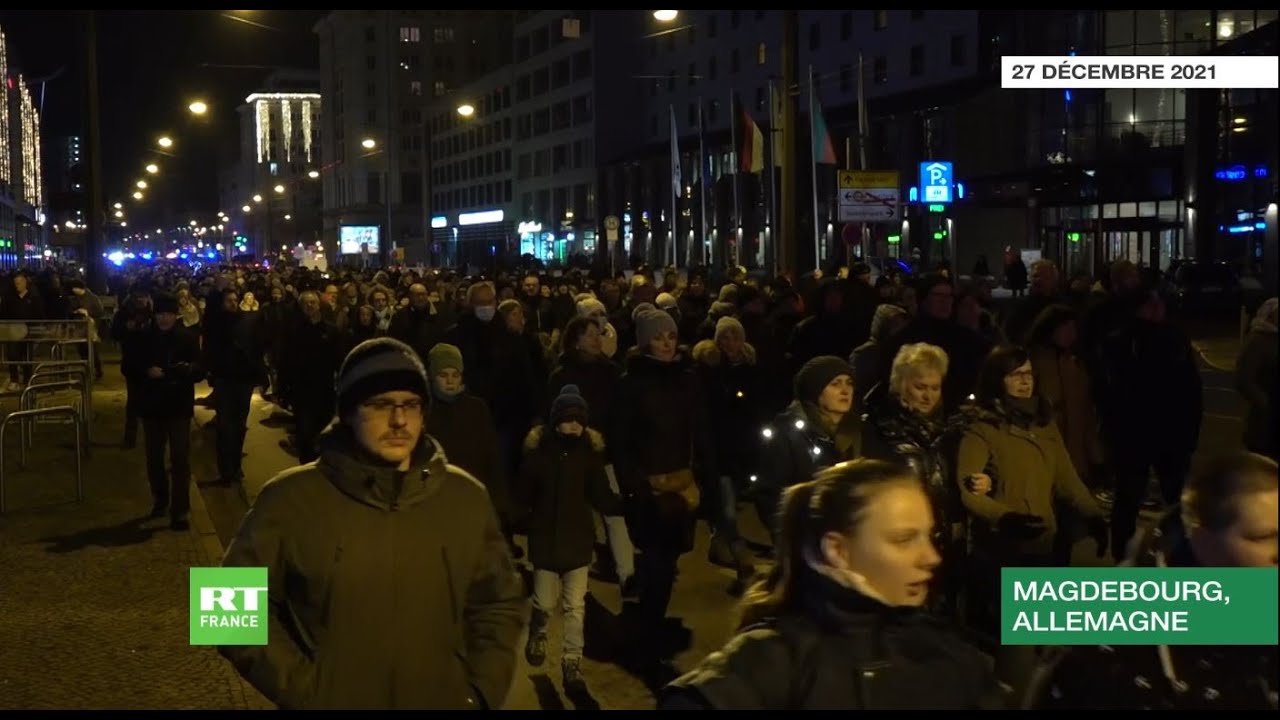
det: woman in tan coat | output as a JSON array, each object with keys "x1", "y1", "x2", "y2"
[
  {"x1": 956, "y1": 345, "x2": 1108, "y2": 635},
  {"x1": 1026, "y1": 305, "x2": 1104, "y2": 485}
]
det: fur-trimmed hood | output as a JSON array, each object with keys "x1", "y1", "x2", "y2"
[
  {"x1": 523, "y1": 424, "x2": 606, "y2": 453},
  {"x1": 691, "y1": 339, "x2": 757, "y2": 367}
]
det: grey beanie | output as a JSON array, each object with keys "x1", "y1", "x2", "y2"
[
  {"x1": 635, "y1": 308, "x2": 678, "y2": 350},
  {"x1": 337, "y1": 337, "x2": 430, "y2": 417}
]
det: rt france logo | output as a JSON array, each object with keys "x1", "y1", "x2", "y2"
[{"x1": 189, "y1": 567, "x2": 268, "y2": 646}]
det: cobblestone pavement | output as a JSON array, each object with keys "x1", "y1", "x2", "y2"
[{"x1": 0, "y1": 369, "x2": 270, "y2": 710}]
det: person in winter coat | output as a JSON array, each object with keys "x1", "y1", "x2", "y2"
[
  {"x1": 219, "y1": 337, "x2": 526, "y2": 710},
  {"x1": 861, "y1": 343, "x2": 987, "y2": 619},
  {"x1": 1026, "y1": 304, "x2": 1104, "y2": 485},
  {"x1": 1002, "y1": 259, "x2": 1061, "y2": 345},
  {"x1": 574, "y1": 296, "x2": 619, "y2": 359},
  {"x1": 112, "y1": 289, "x2": 154, "y2": 448},
  {"x1": 787, "y1": 279, "x2": 856, "y2": 366},
  {"x1": 956, "y1": 345, "x2": 1107, "y2": 635},
  {"x1": 848, "y1": 304, "x2": 908, "y2": 416},
  {"x1": 548, "y1": 316, "x2": 635, "y2": 596},
  {"x1": 280, "y1": 291, "x2": 345, "y2": 463},
  {"x1": 755, "y1": 356, "x2": 862, "y2": 543},
  {"x1": 347, "y1": 304, "x2": 380, "y2": 348},
  {"x1": 423, "y1": 343, "x2": 510, "y2": 533},
  {"x1": 1236, "y1": 298, "x2": 1277, "y2": 458},
  {"x1": 122, "y1": 292, "x2": 205, "y2": 529},
  {"x1": 67, "y1": 279, "x2": 105, "y2": 379},
  {"x1": 660, "y1": 459, "x2": 1007, "y2": 710},
  {"x1": 692, "y1": 316, "x2": 763, "y2": 586},
  {"x1": 388, "y1": 283, "x2": 447, "y2": 361},
  {"x1": 204, "y1": 289, "x2": 268, "y2": 486},
  {"x1": 1030, "y1": 452, "x2": 1278, "y2": 710},
  {"x1": 611, "y1": 308, "x2": 716, "y2": 669},
  {"x1": 4, "y1": 271, "x2": 43, "y2": 390},
  {"x1": 1099, "y1": 291, "x2": 1202, "y2": 561},
  {"x1": 677, "y1": 271, "x2": 711, "y2": 344},
  {"x1": 515, "y1": 385, "x2": 622, "y2": 694}
]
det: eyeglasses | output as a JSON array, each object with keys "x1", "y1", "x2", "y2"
[{"x1": 361, "y1": 399, "x2": 424, "y2": 416}]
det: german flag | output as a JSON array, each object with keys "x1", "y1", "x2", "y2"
[{"x1": 736, "y1": 96, "x2": 764, "y2": 174}]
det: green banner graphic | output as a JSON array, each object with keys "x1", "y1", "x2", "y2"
[{"x1": 1001, "y1": 567, "x2": 1278, "y2": 645}]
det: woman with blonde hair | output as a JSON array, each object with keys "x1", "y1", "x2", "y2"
[
  {"x1": 661, "y1": 459, "x2": 1004, "y2": 710},
  {"x1": 862, "y1": 342, "x2": 987, "y2": 618}
]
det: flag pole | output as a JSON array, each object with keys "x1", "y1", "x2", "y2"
[
  {"x1": 809, "y1": 65, "x2": 821, "y2": 273},
  {"x1": 698, "y1": 97, "x2": 708, "y2": 269},
  {"x1": 768, "y1": 79, "x2": 780, "y2": 276},
  {"x1": 670, "y1": 104, "x2": 679, "y2": 268},
  {"x1": 731, "y1": 89, "x2": 741, "y2": 271}
]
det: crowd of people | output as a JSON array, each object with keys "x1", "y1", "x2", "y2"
[{"x1": 1, "y1": 255, "x2": 1273, "y2": 710}]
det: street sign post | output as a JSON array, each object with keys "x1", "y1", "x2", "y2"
[
  {"x1": 837, "y1": 170, "x2": 900, "y2": 223},
  {"x1": 919, "y1": 161, "x2": 954, "y2": 204}
]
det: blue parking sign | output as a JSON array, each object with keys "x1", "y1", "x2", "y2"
[{"x1": 919, "y1": 161, "x2": 953, "y2": 204}]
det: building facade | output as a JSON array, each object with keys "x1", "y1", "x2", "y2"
[
  {"x1": 315, "y1": 10, "x2": 512, "y2": 266},
  {"x1": 226, "y1": 69, "x2": 323, "y2": 261},
  {"x1": 1, "y1": 29, "x2": 45, "y2": 269},
  {"x1": 427, "y1": 10, "x2": 644, "y2": 268}
]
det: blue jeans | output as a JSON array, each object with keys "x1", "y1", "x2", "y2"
[{"x1": 530, "y1": 567, "x2": 590, "y2": 660}]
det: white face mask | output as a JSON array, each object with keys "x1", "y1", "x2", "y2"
[{"x1": 474, "y1": 306, "x2": 496, "y2": 323}]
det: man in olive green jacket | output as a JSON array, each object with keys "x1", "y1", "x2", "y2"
[{"x1": 220, "y1": 337, "x2": 527, "y2": 710}]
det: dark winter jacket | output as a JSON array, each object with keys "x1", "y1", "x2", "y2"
[
  {"x1": 755, "y1": 400, "x2": 862, "y2": 532},
  {"x1": 3, "y1": 289, "x2": 45, "y2": 322},
  {"x1": 122, "y1": 323, "x2": 205, "y2": 418},
  {"x1": 547, "y1": 351, "x2": 621, "y2": 440},
  {"x1": 444, "y1": 314, "x2": 541, "y2": 432},
  {"x1": 611, "y1": 352, "x2": 717, "y2": 496},
  {"x1": 677, "y1": 292, "x2": 711, "y2": 344},
  {"x1": 661, "y1": 568, "x2": 1006, "y2": 710},
  {"x1": 205, "y1": 310, "x2": 268, "y2": 385},
  {"x1": 692, "y1": 339, "x2": 766, "y2": 481},
  {"x1": 861, "y1": 384, "x2": 969, "y2": 542},
  {"x1": 1099, "y1": 318, "x2": 1202, "y2": 456},
  {"x1": 1030, "y1": 508, "x2": 1279, "y2": 711},
  {"x1": 426, "y1": 391, "x2": 508, "y2": 524},
  {"x1": 388, "y1": 302, "x2": 447, "y2": 360},
  {"x1": 219, "y1": 425, "x2": 526, "y2": 710},
  {"x1": 514, "y1": 426, "x2": 621, "y2": 572}
]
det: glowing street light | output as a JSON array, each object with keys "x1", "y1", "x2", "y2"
[
  {"x1": 361, "y1": 138, "x2": 376, "y2": 149},
  {"x1": 157, "y1": 136, "x2": 173, "y2": 148},
  {"x1": 113, "y1": 202, "x2": 123, "y2": 210},
  {"x1": 308, "y1": 170, "x2": 320, "y2": 179},
  {"x1": 252, "y1": 194, "x2": 263, "y2": 203},
  {"x1": 456, "y1": 103, "x2": 475, "y2": 117},
  {"x1": 114, "y1": 210, "x2": 124, "y2": 218},
  {"x1": 136, "y1": 180, "x2": 148, "y2": 189},
  {"x1": 653, "y1": 10, "x2": 678, "y2": 21},
  {"x1": 146, "y1": 163, "x2": 159, "y2": 174},
  {"x1": 242, "y1": 205, "x2": 251, "y2": 213},
  {"x1": 132, "y1": 191, "x2": 143, "y2": 200},
  {"x1": 274, "y1": 184, "x2": 285, "y2": 194},
  {"x1": 284, "y1": 214, "x2": 292, "y2": 220},
  {"x1": 189, "y1": 220, "x2": 198, "y2": 226},
  {"x1": 188, "y1": 100, "x2": 208, "y2": 115}
]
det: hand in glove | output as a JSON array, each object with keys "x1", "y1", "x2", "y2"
[
  {"x1": 997, "y1": 512, "x2": 1047, "y2": 540},
  {"x1": 1088, "y1": 516, "x2": 1110, "y2": 559}
]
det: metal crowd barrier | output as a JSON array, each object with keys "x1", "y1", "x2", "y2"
[
  {"x1": 20, "y1": 380, "x2": 88, "y2": 459},
  {"x1": 0, "y1": 406, "x2": 83, "y2": 514},
  {"x1": 0, "y1": 320, "x2": 97, "y2": 446}
]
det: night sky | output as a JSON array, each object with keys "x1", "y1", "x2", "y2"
[{"x1": 0, "y1": 10, "x2": 324, "y2": 226}]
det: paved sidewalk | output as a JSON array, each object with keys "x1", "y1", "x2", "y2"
[{"x1": 0, "y1": 369, "x2": 270, "y2": 710}]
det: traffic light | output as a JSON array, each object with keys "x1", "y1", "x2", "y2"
[
  {"x1": 1067, "y1": 231, "x2": 1081, "y2": 243},
  {"x1": 886, "y1": 234, "x2": 901, "y2": 244},
  {"x1": 932, "y1": 230, "x2": 947, "y2": 241}
]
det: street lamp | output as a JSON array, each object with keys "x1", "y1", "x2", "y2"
[
  {"x1": 361, "y1": 138, "x2": 376, "y2": 150},
  {"x1": 242, "y1": 205, "x2": 252, "y2": 213},
  {"x1": 114, "y1": 210, "x2": 123, "y2": 218},
  {"x1": 146, "y1": 163, "x2": 159, "y2": 174},
  {"x1": 189, "y1": 220, "x2": 198, "y2": 227},
  {"x1": 284, "y1": 214, "x2": 292, "y2": 220},
  {"x1": 132, "y1": 191, "x2": 143, "y2": 200},
  {"x1": 653, "y1": 10, "x2": 678, "y2": 21},
  {"x1": 136, "y1": 180, "x2": 147, "y2": 189},
  {"x1": 157, "y1": 136, "x2": 173, "y2": 148},
  {"x1": 456, "y1": 103, "x2": 475, "y2": 118},
  {"x1": 308, "y1": 170, "x2": 320, "y2": 179},
  {"x1": 113, "y1": 202, "x2": 122, "y2": 210},
  {"x1": 253, "y1": 194, "x2": 263, "y2": 203},
  {"x1": 188, "y1": 100, "x2": 208, "y2": 115},
  {"x1": 274, "y1": 184, "x2": 285, "y2": 194}
]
